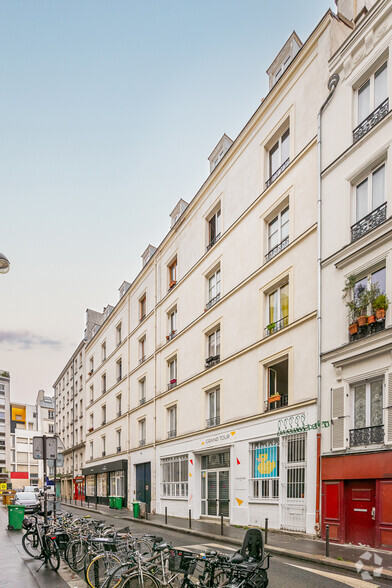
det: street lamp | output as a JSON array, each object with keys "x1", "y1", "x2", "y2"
[{"x1": 0, "y1": 253, "x2": 10, "y2": 274}]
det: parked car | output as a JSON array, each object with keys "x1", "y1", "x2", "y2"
[
  {"x1": 24, "y1": 486, "x2": 39, "y2": 494},
  {"x1": 13, "y1": 491, "x2": 40, "y2": 513}
]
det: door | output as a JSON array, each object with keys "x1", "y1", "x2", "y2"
[
  {"x1": 136, "y1": 462, "x2": 151, "y2": 510},
  {"x1": 346, "y1": 480, "x2": 375, "y2": 546},
  {"x1": 201, "y1": 469, "x2": 230, "y2": 516}
]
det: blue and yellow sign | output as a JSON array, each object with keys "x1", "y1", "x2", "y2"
[{"x1": 255, "y1": 446, "x2": 277, "y2": 478}]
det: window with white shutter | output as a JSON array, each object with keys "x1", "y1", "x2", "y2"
[{"x1": 331, "y1": 387, "x2": 346, "y2": 450}]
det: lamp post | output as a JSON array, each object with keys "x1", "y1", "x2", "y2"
[{"x1": 0, "y1": 253, "x2": 10, "y2": 274}]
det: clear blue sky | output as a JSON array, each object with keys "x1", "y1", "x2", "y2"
[{"x1": 0, "y1": 0, "x2": 334, "y2": 403}]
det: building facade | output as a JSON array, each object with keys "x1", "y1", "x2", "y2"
[{"x1": 0, "y1": 371, "x2": 10, "y2": 486}]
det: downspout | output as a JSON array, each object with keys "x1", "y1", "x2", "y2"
[{"x1": 316, "y1": 72, "x2": 339, "y2": 531}]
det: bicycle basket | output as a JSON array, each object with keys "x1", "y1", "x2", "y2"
[{"x1": 168, "y1": 549, "x2": 197, "y2": 575}]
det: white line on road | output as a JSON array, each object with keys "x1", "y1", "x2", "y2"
[
  {"x1": 285, "y1": 562, "x2": 378, "y2": 588},
  {"x1": 175, "y1": 542, "x2": 236, "y2": 553}
]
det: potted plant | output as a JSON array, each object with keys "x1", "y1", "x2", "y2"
[
  {"x1": 268, "y1": 393, "x2": 281, "y2": 404},
  {"x1": 170, "y1": 378, "x2": 177, "y2": 385},
  {"x1": 366, "y1": 282, "x2": 381, "y2": 324},
  {"x1": 373, "y1": 293, "x2": 389, "y2": 320},
  {"x1": 267, "y1": 322, "x2": 276, "y2": 334},
  {"x1": 88, "y1": 426, "x2": 94, "y2": 432},
  {"x1": 343, "y1": 274, "x2": 360, "y2": 333},
  {"x1": 356, "y1": 287, "x2": 369, "y2": 326}
]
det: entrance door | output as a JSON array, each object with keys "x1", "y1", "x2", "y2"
[
  {"x1": 202, "y1": 469, "x2": 230, "y2": 516},
  {"x1": 136, "y1": 462, "x2": 151, "y2": 511},
  {"x1": 346, "y1": 480, "x2": 376, "y2": 547}
]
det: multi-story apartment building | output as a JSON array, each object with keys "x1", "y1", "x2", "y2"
[
  {"x1": 80, "y1": 9, "x2": 352, "y2": 535},
  {"x1": 0, "y1": 371, "x2": 10, "y2": 486},
  {"x1": 320, "y1": 0, "x2": 392, "y2": 549},
  {"x1": 9, "y1": 391, "x2": 55, "y2": 489},
  {"x1": 53, "y1": 309, "x2": 104, "y2": 499}
]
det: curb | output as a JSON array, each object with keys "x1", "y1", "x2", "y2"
[{"x1": 61, "y1": 503, "x2": 392, "y2": 582}]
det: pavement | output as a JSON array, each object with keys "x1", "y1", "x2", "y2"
[{"x1": 61, "y1": 500, "x2": 392, "y2": 582}]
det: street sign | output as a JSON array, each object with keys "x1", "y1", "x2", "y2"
[
  {"x1": 33, "y1": 436, "x2": 43, "y2": 459},
  {"x1": 33, "y1": 436, "x2": 58, "y2": 460},
  {"x1": 46, "y1": 437, "x2": 57, "y2": 459},
  {"x1": 48, "y1": 453, "x2": 63, "y2": 467}
]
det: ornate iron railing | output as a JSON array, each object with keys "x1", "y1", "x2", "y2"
[
  {"x1": 139, "y1": 397, "x2": 146, "y2": 406},
  {"x1": 265, "y1": 394, "x2": 289, "y2": 411},
  {"x1": 349, "y1": 317, "x2": 385, "y2": 342},
  {"x1": 351, "y1": 202, "x2": 387, "y2": 241},
  {"x1": 167, "y1": 380, "x2": 177, "y2": 390},
  {"x1": 205, "y1": 355, "x2": 220, "y2": 368},
  {"x1": 167, "y1": 429, "x2": 177, "y2": 439},
  {"x1": 265, "y1": 158, "x2": 290, "y2": 188},
  {"x1": 349, "y1": 425, "x2": 384, "y2": 446},
  {"x1": 206, "y1": 293, "x2": 220, "y2": 310},
  {"x1": 265, "y1": 316, "x2": 289, "y2": 336},
  {"x1": 207, "y1": 233, "x2": 221, "y2": 252},
  {"x1": 206, "y1": 416, "x2": 220, "y2": 428},
  {"x1": 167, "y1": 330, "x2": 177, "y2": 341},
  {"x1": 353, "y1": 98, "x2": 389, "y2": 143},
  {"x1": 139, "y1": 439, "x2": 146, "y2": 447},
  {"x1": 117, "y1": 446, "x2": 121, "y2": 453},
  {"x1": 265, "y1": 236, "x2": 289, "y2": 262},
  {"x1": 139, "y1": 355, "x2": 146, "y2": 364}
]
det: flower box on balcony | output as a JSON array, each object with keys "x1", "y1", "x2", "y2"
[
  {"x1": 357, "y1": 315, "x2": 368, "y2": 327},
  {"x1": 170, "y1": 379, "x2": 177, "y2": 385},
  {"x1": 268, "y1": 394, "x2": 281, "y2": 404},
  {"x1": 349, "y1": 322, "x2": 358, "y2": 335},
  {"x1": 169, "y1": 280, "x2": 176, "y2": 289},
  {"x1": 88, "y1": 427, "x2": 94, "y2": 432},
  {"x1": 88, "y1": 371, "x2": 93, "y2": 376}
]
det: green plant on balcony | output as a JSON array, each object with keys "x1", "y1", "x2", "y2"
[
  {"x1": 343, "y1": 274, "x2": 359, "y2": 334},
  {"x1": 373, "y1": 293, "x2": 389, "y2": 320},
  {"x1": 267, "y1": 322, "x2": 276, "y2": 334}
]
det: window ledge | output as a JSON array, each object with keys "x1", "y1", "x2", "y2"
[
  {"x1": 248, "y1": 499, "x2": 279, "y2": 505},
  {"x1": 160, "y1": 496, "x2": 189, "y2": 501}
]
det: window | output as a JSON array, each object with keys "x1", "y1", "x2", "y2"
[
  {"x1": 207, "y1": 209, "x2": 221, "y2": 250},
  {"x1": 116, "y1": 430, "x2": 122, "y2": 452},
  {"x1": 116, "y1": 359, "x2": 122, "y2": 381},
  {"x1": 168, "y1": 357, "x2": 177, "y2": 389},
  {"x1": 207, "y1": 387, "x2": 220, "y2": 427},
  {"x1": 284, "y1": 433, "x2": 306, "y2": 499},
  {"x1": 161, "y1": 454, "x2": 188, "y2": 497},
  {"x1": 352, "y1": 164, "x2": 386, "y2": 240},
  {"x1": 101, "y1": 405, "x2": 106, "y2": 426},
  {"x1": 139, "y1": 419, "x2": 146, "y2": 446},
  {"x1": 266, "y1": 206, "x2": 289, "y2": 261},
  {"x1": 101, "y1": 374, "x2": 106, "y2": 394},
  {"x1": 250, "y1": 439, "x2": 279, "y2": 500},
  {"x1": 110, "y1": 470, "x2": 124, "y2": 495},
  {"x1": 48, "y1": 410, "x2": 54, "y2": 419},
  {"x1": 167, "y1": 405, "x2": 177, "y2": 438},
  {"x1": 101, "y1": 436, "x2": 106, "y2": 456},
  {"x1": 139, "y1": 336, "x2": 146, "y2": 363},
  {"x1": 354, "y1": 62, "x2": 389, "y2": 141},
  {"x1": 89, "y1": 441, "x2": 93, "y2": 461},
  {"x1": 205, "y1": 326, "x2": 220, "y2": 368},
  {"x1": 90, "y1": 385, "x2": 94, "y2": 404},
  {"x1": 167, "y1": 307, "x2": 177, "y2": 340},
  {"x1": 350, "y1": 379, "x2": 384, "y2": 447},
  {"x1": 116, "y1": 394, "x2": 122, "y2": 417},
  {"x1": 89, "y1": 413, "x2": 94, "y2": 430},
  {"x1": 139, "y1": 378, "x2": 146, "y2": 404},
  {"x1": 101, "y1": 342, "x2": 106, "y2": 362},
  {"x1": 206, "y1": 268, "x2": 221, "y2": 309},
  {"x1": 49, "y1": 424, "x2": 54, "y2": 433},
  {"x1": 168, "y1": 258, "x2": 177, "y2": 288},
  {"x1": 267, "y1": 283, "x2": 289, "y2": 335},
  {"x1": 116, "y1": 323, "x2": 122, "y2": 346},
  {"x1": 350, "y1": 266, "x2": 386, "y2": 340},
  {"x1": 89, "y1": 357, "x2": 94, "y2": 375},
  {"x1": 140, "y1": 295, "x2": 146, "y2": 321},
  {"x1": 80, "y1": 399, "x2": 83, "y2": 417},
  {"x1": 266, "y1": 129, "x2": 290, "y2": 186},
  {"x1": 266, "y1": 357, "x2": 288, "y2": 411}
]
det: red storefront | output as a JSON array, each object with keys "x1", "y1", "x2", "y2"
[
  {"x1": 73, "y1": 476, "x2": 85, "y2": 501},
  {"x1": 321, "y1": 451, "x2": 392, "y2": 549}
]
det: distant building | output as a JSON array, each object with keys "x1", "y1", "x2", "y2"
[{"x1": 0, "y1": 371, "x2": 10, "y2": 486}]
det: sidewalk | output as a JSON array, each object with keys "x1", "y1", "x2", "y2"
[{"x1": 62, "y1": 500, "x2": 392, "y2": 580}]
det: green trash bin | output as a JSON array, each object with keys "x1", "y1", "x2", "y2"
[
  {"x1": 132, "y1": 501, "x2": 140, "y2": 518},
  {"x1": 109, "y1": 496, "x2": 115, "y2": 509},
  {"x1": 114, "y1": 496, "x2": 122, "y2": 510},
  {"x1": 7, "y1": 505, "x2": 25, "y2": 530}
]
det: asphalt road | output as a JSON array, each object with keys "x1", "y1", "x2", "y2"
[{"x1": 62, "y1": 505, "x2": 392, "y2": 587}]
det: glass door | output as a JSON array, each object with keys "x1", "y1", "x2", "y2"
[
  {"x1": 207, "y1": 472, "x2": 217, "y2": 515},
  {"x1": 219, "y1": 470, "x2": 229, "y2": 517},
  {"x1": 201, "y1": 469, "x2": 230, "y2": 517}
]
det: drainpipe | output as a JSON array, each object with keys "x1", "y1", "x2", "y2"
[{"x1": 316, "y1": 72, "x2": 339, "y2": 532}]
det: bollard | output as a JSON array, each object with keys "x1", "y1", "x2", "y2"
[
  {"x1": 95, "y1": 499, "x2": 98, "y2": 510},
  {"x1": 220, "y1": 513, "x2": 224, "y2": 536},
  {"x1": 189, "y1": 509, "x2": 191, "y2": 529},
  {"x1": 87, "y1": 499, "x2": 90, "y2": 508},
  {"x1": 146, "y1": 505, "x2": 148, "y2": 521},
  {"x1": 325, "y1": 525, "x2": 330, "y2": 557},
  {"x1": 264, "y1": 518, "x2": 268, "y2": 545},
  {"x1": 165, "y1": 506, "x2": 167, "y2": 525}
]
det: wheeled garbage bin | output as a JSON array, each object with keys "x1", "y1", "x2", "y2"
[
  {"x1": 114, "y1": 496, "x2": 122, "y2": 510},
  {"x1": 109, "y1": 496, "x2": 115, "y2": 508},
  {"x1": 7, "y1": 505, "x2": 25, "y2": 530},
  {"x1": 132, "y1": 501, "x2": 140, "y2": 518}
]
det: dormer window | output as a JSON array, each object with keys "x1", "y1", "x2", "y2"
[
  {"x1": 267, "y1": 32, "x2": 302, "y2": 90},
  {"x1": 208, "y1": 134, "x2": 233, "y2": 173}
]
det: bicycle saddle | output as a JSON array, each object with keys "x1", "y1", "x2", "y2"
[{"x1": 155, "y1": 542, "x2": 171, "y2": 551}]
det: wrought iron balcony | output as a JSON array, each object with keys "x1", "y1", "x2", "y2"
[
  {"x1": 117, "y1": 446, "x2": 121, "y2": 453},
  {"x1": 166, "y1": 330, "x2": 177, "y2": 341},
  {"x1": 205, "y1": 293, "x2": 220, "y2": 310},
  {"x1": 139, "y1": 397, "x2": 146, "y2": 406},
  {"x1": 205, "y1": 355, "x2": 220, "y2": 368},
  {"x1": 349, "y1": 316, "x2": 385, "y2": 342},
  {"x1": 265, "y1": 158, "x2": 290, "y2": 188},
  {"x1": 140, "y1": 314, "x2": 146, "y2": 323},
  {"x1": 349, "y1": 425, "x2": 384, "y2": 447},
  {"x1": 167, "y1": 380, "x2": 177, "y2": 390},
  {"x1": 117, "y1": 410, "x2": 122, "y2": 417},
  {"x1": 351, "y1": 202, "x2": 387, "y2": 242},
  {"x1": 139, "y1": 438, "x2": 146, "y2": 447},
  {"x1": 206, "y1": 233, "x2": 221, "y2": 252},
  {"x1": 265, "y1": 237, "x2": 289, "y2": 262},
  {"x1": 265, "y1": 316, "x2": 289, "y2": 337},
  {"x1": 264, "y1": 394, "x2": 289, "y2": 411},
  {"x1": 353, "y1": 98, "x2": 389, "y2": 143},
  {"x1": 139, "y1": 355, "x2": 146, "y2": 365},
  {"x1": 102, "y1": 451, "x2": 106, "y2": 457},
  {"x1": 167, "y1": 429, "x2": 177, "y2": 439},
  {"x1": 206, "y1": 416, "x2": 220, "y2": 428}
]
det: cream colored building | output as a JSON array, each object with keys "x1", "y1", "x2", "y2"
[
  {"x1": 81, "y1": 9, "x2": 352, "y2": 534},
  {"x1": 320, "y1": 0, "x2": 392, "y2": 548}
]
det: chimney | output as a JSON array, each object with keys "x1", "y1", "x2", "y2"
[{"x1": 335, "y1": 0, "x2": 375, "y2": 24}]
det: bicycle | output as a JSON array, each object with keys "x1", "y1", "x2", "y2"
[{"x1": 21, "y1": 514, "x2": 60, "y2": 571}]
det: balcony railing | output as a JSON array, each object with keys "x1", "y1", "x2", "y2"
[
  {"x1": 139, "y1": 356, "x2": 146, "y2": 365},
  {"x1": 167, "y1": 429, "x2": 177, "y2": 439},
  {"x1": 353, "y1": 98, "x2": 389, "y2": 143},
  {"x1": 206, "y1": 416, "x2": 220, "y2": 428},
  {"x1": 265, "y1": 236, "x2": 289, "y2": 262},
  {"x1": 139, "y1": 397, "x2": 146, "y2": 406},
  {"x1": 265, "y1": 158, "x2": 290, "y2": 188},
  {"x1": 264, "y1": 394, "x2": 289, "y2": 411},
  {"x1": 349, "y1": 316, "x2": 385, "y2": 342},
  {"x1": 205, "y1": 355, "x2": 220, "y2": 368},
  {"x1": 117, "y1": 446, "x2": 121, "y2": 453},
  {"x1": 140, "y1": 314, "x2": 146, "y2": 323},
  {"x1": 117, "y1": 410, "x2": 122, "y2": 417},
  {"x1": 351, "y1": 202, "x2": 387, "y2": 242},
  {"x1": 265, "y1": 316, "x2": 289, "y2": 337},
  {"x1": 102, "y1": 451, "x2": 106, "y2": 457},
  {"x1": 101, "y1": 420, "x2": 106, "y2": 426},
  {"x1": 350, "y1": 425, "x2": 384, "y2": 447},
  {"x1": 206, "y1": 233, "x2": 221, "y2": 252},
  {"x1": 167, "y1": 379, "x2": 177, "y2": 390},
  {"x1": 166, "y1": 330, "x2": 177, "y2": 341},
  {"x1": 205, "y1": 293, "x2": 220, "y2": 311},
  {"x1": 139, "y1": 439, "x2": 146, "y2": 447}
]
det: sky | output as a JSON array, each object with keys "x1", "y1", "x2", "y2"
[{"x1": 0, "y1": 0, "x2": 335, "y2": 404}]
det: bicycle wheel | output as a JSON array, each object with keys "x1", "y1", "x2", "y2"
[
  {"x1": 22, "y1": 531, "x2": 41, "y2": 559},
  {"x1": 134, "y1": 539, "x2": 152, "y2": 557},
  {"x1": 106, "y1": 562, "x2": 136, "y2": 588},
  {"x1": 122, "y1": 571, "x2": 160, "y2": 588},
  {"x1": 86, "y1": 553, "x2": 122, "y2": 588},
  {"x1": 46, "y1": 537, "x2": 60, "y2": 571},
  {"x1": 66, "y1": 538, "x2": 88, "y2": 571}
]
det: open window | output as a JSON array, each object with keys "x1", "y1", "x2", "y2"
[{"x1": 265, "y1": 357, "x2": 288, "y2": 411}]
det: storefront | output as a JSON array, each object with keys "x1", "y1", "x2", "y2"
[
  {"x1": 73, "y1": 476, "x2": 85, "y2": 501},
  {"x1": 82, "y1": 459, "x2": 128, "y2": 508},
  {"x1": 321, "y1": 451, "x2": 392, "y2": 549}
]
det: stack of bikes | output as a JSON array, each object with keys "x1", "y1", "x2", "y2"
[{"x1": 21, "y1": 510, "x2": 270, "y2": 588}]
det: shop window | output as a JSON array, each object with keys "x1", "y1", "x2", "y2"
[
  {"x1": 161, "y1": 454, "x2": 188, "y2": 497},
  {"x1": 250, "y1": 439, "x2": 279, "y2": 501}
]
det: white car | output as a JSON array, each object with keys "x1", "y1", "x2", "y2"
[{"x1": 13, "y1": 491, "x2": 40, "y2": 513}]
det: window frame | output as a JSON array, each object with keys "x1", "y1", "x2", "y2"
[
  {"x1": 249, "y1": 439, "x2": 280, "y2": 502},
  {"x1": 161, "y1": 454, "x2": 188, "y2": 498},
  {"x1": 139, "y1": 295, "x2": 146, "y2": 321},
  {"x1": 206, "y1": 267, "x2": 221, "y2": 309},
  {"x1": 357, "y1": 61, "x2": 388, "y2": 125},
  {"x1": 353, "y1": 163, "x2": 386, "y2": 224},
  {"x1": 168, "y1": 258, "x2": 177, "y2": 289},
  {"x1": 167, "y1": 405, "x2": 177, "y2": 437}
]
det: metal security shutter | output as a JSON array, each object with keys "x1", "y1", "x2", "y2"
[
  {"x1": 331, "y1": 387, "x2": 346, "y2": 450},
  {"x1": 386, "y1": 374, "x2": 392, "y2": 445}
]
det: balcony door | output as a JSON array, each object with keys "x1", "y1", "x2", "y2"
[{"x1": 351, "y1": 379, "x2": 383, "y2": 447}]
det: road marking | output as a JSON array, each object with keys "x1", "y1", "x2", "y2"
[
  {"x1": 285, "y1": 563, "x2": 378, "y2": 587},
  {"x1": 175, "y1": 542, "x2": 236, "y2": 553}
]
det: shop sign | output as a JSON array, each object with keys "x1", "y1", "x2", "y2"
[
  {"x1": 277, "y1": 413, "x2": 331, "y2": 436},
  {"x1": 201, "y1": 430, "x2": 236, "y2": 447}
]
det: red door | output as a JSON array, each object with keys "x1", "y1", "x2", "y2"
[{"x1": 346, "y1": 480, "x2": 375, "y2": 547}]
